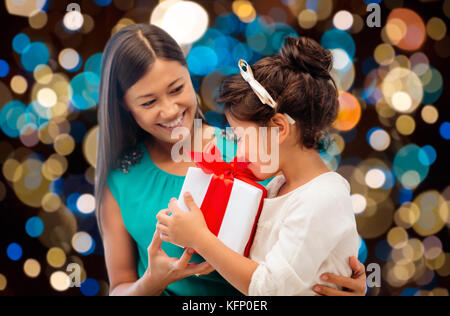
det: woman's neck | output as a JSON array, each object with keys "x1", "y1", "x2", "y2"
[{"x1": 278, "y1": 147, "x2": 331, "y2": 196}]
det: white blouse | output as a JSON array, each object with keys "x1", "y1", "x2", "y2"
[{"x1": 248, "y1": 172, "x2": 359, "y2": 296}]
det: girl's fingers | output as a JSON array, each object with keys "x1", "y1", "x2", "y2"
[
  {"x1": 156, "y1": 222, "x2": 169, "y2": 235},
  {"x1": 156, "y1": 210, "x2": 171, "y2": 225}
]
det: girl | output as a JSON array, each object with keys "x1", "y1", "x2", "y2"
[
  {"x1": 96, "y1": 23, "x2": 365, "y2": 296},
  {"x1": 157, "y1": 36, "x2": 362, "y2": 296}
]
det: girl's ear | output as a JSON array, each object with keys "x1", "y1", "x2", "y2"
[{"x1": 269, "y1": 113, "x2": 291, "y2": 145}]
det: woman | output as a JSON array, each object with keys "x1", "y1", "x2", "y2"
[{"x1": 95, "y1": 23, "x2": 366, "y2": 296}]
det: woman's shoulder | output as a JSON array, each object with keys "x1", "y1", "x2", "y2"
[{"x1": 107, "y1": 143, "x2": 146, "y2": 185}]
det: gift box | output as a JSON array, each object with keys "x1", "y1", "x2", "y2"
[{"x1": 173, "y1": 143, "x2": 268, "y2": 257}]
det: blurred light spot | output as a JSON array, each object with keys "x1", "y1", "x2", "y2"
[
  {"x1": 367, "y1": 127, "x2": 391, "y2": 151},
  {"x1": 23, "y1": 258, "x2": 41, "y2": 278},
  {"x1": 351, "y1": 194, "x2": 367, "y2": 214},
  {"x1": 47, "y1": 247, "x2": 66, "y2": 268},
  {"x1": 396, "y1": 115, "x2": 416, "y2": 136},
  {"x1": 11, "y1": 75, "x2": 28, "y2": 94},
  {"x1": 0, "y1": 274, "x2": 6, "y2": 291},
  {"x1": 418, "y1": 145, "x2": 437, "y2": 166},
  {"x1": 187, "y1": 46, "x2": 218, "y2": 76},
  {"x1": 232, "y1": 0, "x2": 257, "y2": 23},
  {"x1": 21, "y1": 42, "x2": 50, "y2": 72},
  {"x1": 59, "y1": 48, "x2": 82, "y2": 72},
  {"x1": 365, "y1": 168, "x2": 386, "y2": 189},
  {"x1": 25, "y1": 216, "x2": 44, "y2": 238},
  {"x1": 12, "y1": 33, "x2": 31, "y2": 54},
  {"x1": 298, "y1": 9, "x2": 318, "y2": 29},
  {"x1": 387, "y1": 227, "x2": 409, "y2": 249},
  {"x1": 76, "y1": 194, "x2": 96, "y2": 215},
  {"x1": 421, "y1": 105, "x2": 439, "y2": 124},
  {"x1": 426, "y1": 17, "x2": 447, "y2": 41},
  {"x1": 63, "y1": 10, "x2": 84, "y2": 32},
  {"x1": 393, "y1": 144, "x2": 429, "y2": 189},
  {"x1": 387, "y1": 8, "x2": 426, "y2": 51},
  {"x1": 333, "y1": 10, "x2": 353, "y2": 31},
  {"x1": 81, "y1": 278, "x2": 100, "y2": 296},
  {"x1": 72, "y1": 232, "x2": 95, "y2": 255},
  {"x1": 37, "y1": 88, "x2": 57, "y2": 108},
  {"x1": 439, "y1": 122, "x2": 450, "y2": 140},
  {"x1": 0, "y1": 60, "x2": 10, "y2": 78},
  {"x1": 50, "y1": 271, "x2": 70, "y2": 292},
  {"x1": 332, "y1": 92, "x2": 361, "y2": 131},
  {"x1": 152, "y1": 0, "x2": 209, "y2": 45},
  {"x1": 5, "y1": 0, "x2": 46, "y2": 17},
  {"x1": 7, "y1": 243, "x2": 23, "y2": 261}
]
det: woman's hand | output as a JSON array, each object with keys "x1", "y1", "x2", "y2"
[
  {"x1": 313, "y1": 256, "x2": 367, "y2": 296},
  {"x1": 144, "y1": 227, "x2": 215, "y2": 291},
  {"x1": 156, "y1": 192, "x2": 210, "y2": 249}
]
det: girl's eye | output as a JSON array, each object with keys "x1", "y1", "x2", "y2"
[{"x1": 171, "y1": 85, "x2": 184, "y2": 94}]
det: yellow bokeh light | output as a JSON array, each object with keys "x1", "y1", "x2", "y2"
[
  {"x1": 47, "y1": 247, "x2": 67, "y2": 268},
  {"x1": 24, "y1": 259, "x2": 41, "y2": 278},
  {"x1": 11, "y1": 75, "x2": 28, "y2": 94}
]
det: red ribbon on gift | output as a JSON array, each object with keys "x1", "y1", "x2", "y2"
[{"x1": 188, "y1": 143, "x2": 267, "y2": 258}]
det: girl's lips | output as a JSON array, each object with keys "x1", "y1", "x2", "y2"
[{"x1": 158, "y1": 110, "x2": 186, "y2": 131}]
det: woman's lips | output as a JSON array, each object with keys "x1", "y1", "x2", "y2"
[{"x1": 158, "y1": 110, "x2": 186, "y2": 131}]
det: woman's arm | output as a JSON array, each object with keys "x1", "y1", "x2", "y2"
[
  {"x1": 100, "y1": 185, "x2": 165, "y2": 295},
  {"x1": 101, "y1": 185, "x2": 214, "y2": 296}
]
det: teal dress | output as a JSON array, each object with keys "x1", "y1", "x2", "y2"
[{"x1": 107, "y1": 127, "x2": 272, "y2": 296}]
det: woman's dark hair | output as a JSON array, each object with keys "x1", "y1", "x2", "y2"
[
  {"x1": 95, "y1": 24, "x2": 205, "y2": 237},
  {"x1": 217, "y1": 36, "x2": 339, "y2": 150}
]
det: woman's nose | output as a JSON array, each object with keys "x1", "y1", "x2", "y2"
[{"x1": 160, "y1": 100, "x2": 180, "y2": 120}]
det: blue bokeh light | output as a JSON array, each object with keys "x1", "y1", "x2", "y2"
[
  {"x1": 25, "y1": 217, "x2": 44, "y2": 238},
  {"x1": 7, "y1": 243, "x2": 23, "y2": 261}
]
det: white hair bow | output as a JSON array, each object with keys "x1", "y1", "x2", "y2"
[{"x1": 239, "y1": 59, "x2": 296, "y2": 125}]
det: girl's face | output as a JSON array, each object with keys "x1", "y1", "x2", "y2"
[
  {"x1": 123, "y1": 58, "x2": 197, "y2": 144},
  {"x1": 225, "y1": 112, "x2": 280, "y2": 180}
]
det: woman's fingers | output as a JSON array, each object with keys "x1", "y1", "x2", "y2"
[
  {"x1": 320, "y1": 273, "x2": 359, "y2": 291},
  {"x1": 313, "y1": 285, "x2": 353, "y2": 296},
  {"x1": 350, "y1": 256, "x2": 366, "y2": 277},
  {"x1": 193, "y1": 262, "x2": 215, "y2": 276},
  {"x1": 148, "y1": 227, "x2": 163, "y2": 254},
  {"x1": 175, "y1": 248, "x2": 195, "y2": 269}
]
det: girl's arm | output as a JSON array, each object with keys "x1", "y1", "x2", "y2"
[
  {"x1": 157, "y1": 192, "x2": 259, "y2": 295},
  {"x1": 194, "y1": 229, "x2": 259, "y2": 295}
]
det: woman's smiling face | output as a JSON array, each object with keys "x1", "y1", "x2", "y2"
[{"x1": 123, "y1": 57, "x2": 197, "y2": 144}]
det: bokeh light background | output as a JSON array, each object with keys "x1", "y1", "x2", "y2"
[{"x1": 0, "y1": 0, "x2": 449, "y2": 296}]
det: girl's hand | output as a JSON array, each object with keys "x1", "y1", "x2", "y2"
[
  {"x1": 156, "y1": 192, "x2": 210, "y2": 249},
  {"x1": 144, "y1": 228, "x2": 215, "y2": 290},
  {"x1": 313, "y1": 257, "x2": 367, "y2": 296}
]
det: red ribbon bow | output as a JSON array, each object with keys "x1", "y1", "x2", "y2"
[{"x1": 188, "y1": 143, "x2": 267, "y2": 257}]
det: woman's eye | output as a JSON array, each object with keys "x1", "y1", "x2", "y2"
[
  {"x1": 171, "y1": 85, "x2": 184, "y2": 94},
  {"x1": 142, "y1": 100, "x2": 156, "y2": 107}
]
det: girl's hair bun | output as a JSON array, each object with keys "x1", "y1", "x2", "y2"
[{"x1": 280, "y1": 36, "x2": 333, "y2": 79}]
